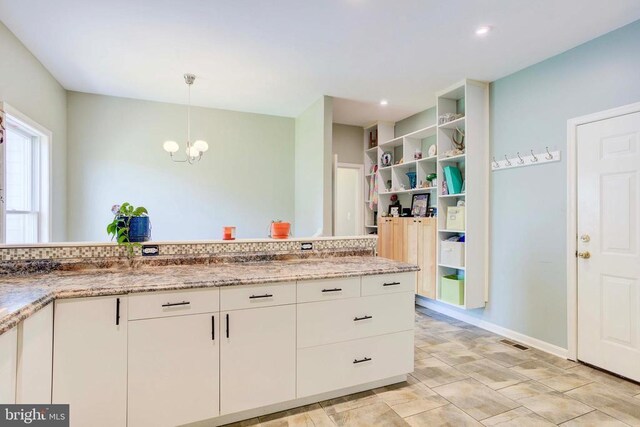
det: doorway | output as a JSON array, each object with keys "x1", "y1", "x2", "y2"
[
  {"x1": 567, "y1": 102, "x2": 640, "y2": 382},
  {"x1": 334, "y1": 162, "x2": 364, "y2": 236}
]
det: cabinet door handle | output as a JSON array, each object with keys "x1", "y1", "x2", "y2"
[
  {"x1": 161, "y1": 301, "x2": 190, "y2": 307},
  {"x1": 226, "y1": 313, "x2": 230, "y2": 338},
  {"x1": 249, "y1": 294, "x2": 273, "y2": 299},
  {"x1": 353, "y1": 315, "x2": 373, "y2": 322},
  {"x1": 211, "y1": 315, "x2": 215, "y2": 341},
  {"x1": 321, "y1": 288, "x2": 342, "y2": 293},
  {"x1": 382, "y1": 282, "x2": 401, "y2": 287},
  {"x1": 116, "y1": 297, "x2": 121, "y2": 326},
  {"x1": 353, "y1": 357, "x2": 372, "y2": 364}
]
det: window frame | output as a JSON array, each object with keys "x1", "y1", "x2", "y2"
[{"x1": 1, "y1": 102, "x2": 52, "y2": 244}]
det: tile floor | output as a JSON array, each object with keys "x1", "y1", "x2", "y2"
[{"x1": 224, "y1": 306, "x2": 640, "y2": 427}]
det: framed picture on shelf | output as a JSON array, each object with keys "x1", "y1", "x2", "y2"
[
  {"x1": 388, "y1": 204, "x2": 401, "y2": 217},
  {"x1": 410, "y1": 193, "x2": 430, "y2": 217}
]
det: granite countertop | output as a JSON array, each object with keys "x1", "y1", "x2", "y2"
[{"x1": 0, "y1": 256, "x2": 418, "y2": 335}]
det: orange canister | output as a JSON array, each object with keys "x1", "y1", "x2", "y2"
[
  {"x1": 223, "y1": 226, "x2": 236, "y2": 240},
  {"x1": 270, "y1": 221, "x2": 290, "y2": 239}
]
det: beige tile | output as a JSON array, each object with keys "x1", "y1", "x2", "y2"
[
  {"x1": 559, "y1": 410, "x2": 629, "y2": 427},
  {"x1": 433, "y1": 379, "x2": 519, "y2": 421},
  {"x1": 259, "y1": 403, "x2": 334, "y2": 427},
  {"x1": 374, "y1": 379, "x2": 448, "y2": 417},
  {"x1": 221, "y1": 418, "x2": 262, "y2": 427},
  {"x1": 418, "y1": 340, "x2": 468, "y2": 355},
  {"x1": 481, "y1": 407, "x2": 555, "y2": 426},
  {"x1": 329, "y1": 401, "x2": 408, "y2": 427},
  {"x1": 519, "y1": 391, "x2": 594, "y2": 424},
  {"x1": 405, "y1": 404, "x2": 482, "y2": 427},
  {"x1": 566, "y1": 382, "x2": 640, "y2": 426},
  {"x1": 498, "y1": 380, "x2": 554, "y2": 401},
  {"x1": 636, "y1": 394, "x2": 640, "y2": 400},
  {"x1": 537, "y1": 372, "x2": 593, "y2": 392},
  {"x1": 320, "y1": 390, "x2": 380, "y2": 416},
  {"x1": 510, "y1": 360, "x2": 566, "y2": 381},
  {"x1": 412, "y1": 357, "x2": 469, "y2": 387},
  {"x1": 432, "y1": 349, "x2": 485, "y2": 366},
  {"x1": 567, "y1": 364, "x2": 640, "y2": 397},
  {"x1": 529, "y1": 349, "x2": 578, "y2": 370},
  {"x1": 478, "y1": 347, "x2": 534, "y2": 368},
  {"x1": 456, "y1": 359, "x2": 529, "y2": 390}
]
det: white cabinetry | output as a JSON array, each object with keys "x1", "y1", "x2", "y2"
[
  {"x1": 53, "y1": 296, "x2": 127, "y2": 427},
  {"x1": 220, "y1": 285, "x2": 296, "y2": 415},
  {"x1": 0, "y1": 326, "x2": 17, "y2": 404},
  {"x1": 16, "y1": 303, "x2": 53, "y2": 403},
  {"x1": 128, "y1": 313, "x2": 219, "y2": 427}
]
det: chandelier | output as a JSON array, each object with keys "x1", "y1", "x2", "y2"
[{"x1": 162, "y1": 74, "x2": 208, "y2": 163}]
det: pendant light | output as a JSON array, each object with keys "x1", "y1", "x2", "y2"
[{"x1": 163, "y1": 73, "x2": 208, "y2": 163}]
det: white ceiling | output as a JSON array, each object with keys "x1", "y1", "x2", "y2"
[{"x1": 1, "y1": 1, "x2": 639, "y2": 126}]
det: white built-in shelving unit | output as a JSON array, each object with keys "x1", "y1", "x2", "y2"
[
  {"x1": 435, "y1": 79, "x2": 489, "y2": 309},
  {"x1": 363, "y1": 122, "x2": 394, "y2": 232}
]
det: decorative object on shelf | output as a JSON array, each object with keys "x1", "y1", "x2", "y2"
[
  {"x1": 401, "y1": 208, "x2": 412, "y2": 217},
  {"x1": 223, "y1": 226, "x2": 236, "y2": 240},
  {"x1": 368, "y1": 165, "x2": 378, "y2": 210},
  {"x1": 107, "y1": 203, "x2": 150, "y2": 257},
  {"x1": 438, "y1": 113, "x2": 464, "y2": 125},
  {"x1": 411, "y1": 193, "x2": 431, "y2": 217},
  {"x1": 388, "y1": 204, "x2": 401, "y2": 217},
  {"x1": 426, "y1": 173, "x2": 437, "y2": 188},
  {"x1": 269, "y1": 220, "x2": 291, "y2": 239},
  {"x1": 450, "y1": 127, "x2": 465, "y2": 151},
  {"x1": 426, "y1": 207, "x2": 437, "y2": 218},
  {"x1": 405, "y1": 171, "x2": 417, "y2": 189},
  {"x1": 162, "y1": 74, "x2": 209, "y2": 164},
  {"x1": 441, "y1": 178, "x2": 449, "y2": 195},
  {"x1": 395, "y1": 157, "x2": 404, "y2": 165},
  {"x1": 491, "y1": 147, "x2": 561, "y2": 171},
  {"x1": 390, "y1": 194, "x2": 398, "y2": 204},
  {"x1": 446, "y1": 206, "x2": 465, "y2": 231},
  {"x1": 442, "y1": 148, "x2": 465, "y2": 158},
  {"x1": 369, "y1": 129, "x2": 378, "y2": 148},
  {"x1": 428, "y1": 144, "x2": 437, "y2": 157},
  {"x1": 381, "y1": 151, "x2": 393, "y2": 167},
  {"x1": 414, "y1": 149, "x2": 422, "y2": 160},
  {"x1": 443, "y1": 166, "x2": 463, "y2": 194}
]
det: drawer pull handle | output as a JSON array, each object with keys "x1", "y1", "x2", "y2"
[
  {"x1": 161, "y1": 301, "x2": 190, "y2": 307},
  {"x1": 249, "y1": 294, "x2": 273, "y2": 299},
  {"x1": 353, "y1": 357, "x2": 372, "y2": 364},
  {"x1": 382, "y1": 282, "x2": 401, "y2": 287},
  {"x1": 321, "y1": 288, "x2": 342, "y2": 293},
  {"x1": 115, "y1": 297, "x2": 121, "y2": 326},
  {"x1": 226, "y1": 313, "x2": 230, "y2": 338},
  {"x1": 353, "y1": 315, "x2": 373, "y2": 322},
  {"x1": 211, "y1": 315, "x2": 215, "y2": 341}
]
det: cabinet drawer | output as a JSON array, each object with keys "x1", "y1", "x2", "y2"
[
  {"x1": 297, "y1": 292, "x2": 414, "y2": 348},
  {"x1": 220, "y1": 282, "x2": 295, "y2": 311},
  {"x1": 297, "y1": 277, "x2": 360, "y2": 303},
  {"x1": 361, "y1": 272, "x2": 415, "y2": 296},
  {"x1": 297, "y1": 330, "x2": 414, "y2": 398},
  {"x1": 128, "y1": 289, "x2": 219, "y2": 321}
]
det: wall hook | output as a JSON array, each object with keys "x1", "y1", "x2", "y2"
[
  {"x1": 504, "y1": 154, "x2": 512, "y2": 166},
  {"x1": 530, "y1": 149, "x2": 538, "y2": 162},
  {"x1": 545, "y1": 146, "x2": 553, "y2": 160},
  {"x1": 517, "y1": 152, "x2": 525, "y2": 164},
  {"x1": 492, "y1": 156, "x2": 500, "y2": 168}
]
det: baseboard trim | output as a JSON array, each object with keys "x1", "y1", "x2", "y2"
[{"x1": 416, "y1": 297, "x2": 568, "y2": 359}]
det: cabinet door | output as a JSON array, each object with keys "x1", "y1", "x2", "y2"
[
  {"x1": 392, "y1": 218, "x2": 405, "y2": 261},
  {"x1": 0, "y1": 326, "x2": 17, "y2": 404},
  {"x1": 406, "y1": 219, "x2": 419, "y2": 291},
  {"x1": 220, "y1": 305, "x2": 295, "y2": 415},
  {"x1": 16, "y1": 303, "x2": 53, "y2": 404},
  {"x1": 377, "y1": 218, "x2": 393, "y2": 259},
  {"x1": 53, "y1": 296, "x2": 127, "y2": 427},
  {"x1": 417, "y1": 218, "x2": 437, "y2": 299},
  {"x1": 128, "y1": 313, "x2": 219, "y2": 427}
]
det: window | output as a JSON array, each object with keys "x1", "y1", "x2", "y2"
[{"x1": 2, "y1": 106, "x2": 51, "y2": 244}]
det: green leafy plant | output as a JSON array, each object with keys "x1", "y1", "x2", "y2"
[{"x1": 107, "y1": 202, "x2": 148, "y2": 257}]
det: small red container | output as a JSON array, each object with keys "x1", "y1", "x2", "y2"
[
  {"x1": 223, "y1": 226, "x2": 236, "y2": 240},
  {"x1": 270, "y1": 222, "x2": 290, "y2": 239}
]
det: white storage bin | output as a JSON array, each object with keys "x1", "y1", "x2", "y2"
[{"x1": 440, "y1": 241, "x2": 465, "y2": 267}]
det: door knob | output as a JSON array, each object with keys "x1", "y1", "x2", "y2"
[{"x1": 577, "y1": 251, "x2": 591, "y2": 259}]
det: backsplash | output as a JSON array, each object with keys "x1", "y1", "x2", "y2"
[{"x1": 0, "y1": 237, "x2": 377, "y2": 262}]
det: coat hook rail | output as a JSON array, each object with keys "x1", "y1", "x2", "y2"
[{"x1": 492, "y1": 149, "x2": 561, "y2": 171}]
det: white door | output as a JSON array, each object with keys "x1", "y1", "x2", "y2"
[
  {"x1": 53, "y1": 296, "x2": 127, "y2": 427},
  {"x1": 334, "y1": 165, "x2": 363, "y2": 236},
  {"x1": 128, "y1": 313, "x2": 219, "y2": 427},
  {"x1": 220, "y1": 305, "x2": 295, "y2": 415},
  {"x1": 577, "y1": 111, "x2": 640, "y2": 382}
]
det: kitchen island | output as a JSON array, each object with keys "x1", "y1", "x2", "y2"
[{"x1": 0, "y1": 255, "x2": 418, "y2": 427}]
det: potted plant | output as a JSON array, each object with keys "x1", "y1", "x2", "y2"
[{"x1": 107, "y1": 203, "x2": 150, "y2": 257}]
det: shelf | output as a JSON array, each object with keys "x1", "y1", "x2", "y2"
[
  {"x1": 379, "y1": 166, "x2": 393, "y2": 172},
  {"x1": 391, "y1": 161, "x2": 416, "y2": 170},
  {"x1": 439, "y1": 264, "x2": 466, "y2": 270},
  {"x1": 435, "y1": 298, "x2": 466, "y2": 309},
  {"x1": 439, "y1": 193, "x2": 465, "y2": 198},
  {"x1": 438, "y1": 116, "x2": 465, "y2": 130},
  {"x1": 379, "y1": 136, "x2": 403, "y2": 148},
  {"x1": 438, "y1": 153, "x2": 466, "y2": 162},
  {"x1": 439, "y1": 229, "x2": 465, "y2": 233},
  {"x1": 365, "y1": 146, "x2": 378, "y2": 153},
  {"x1": 403, "y1": 124, "x2": 437, "y2": 140},
  {"x1": 365, "y1": 224, "x2": 377, "y2": 228},
  {"x1": 417, "y1": 155, "x2": 438, "y2": 163},
  {"x1": 379, "y1": 187, "x2": 436, "y2": 195}
]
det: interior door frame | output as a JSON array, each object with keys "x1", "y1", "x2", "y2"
[
  {"x1": 566, "y1": 100, "x2": 640, "y2": 361},
  {"x1": 333, "y1": 160, "x2": 365, "y2": 236}
]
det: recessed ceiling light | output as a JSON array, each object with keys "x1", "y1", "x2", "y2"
[
  {"x1": 380, "y1": 99, "x2": 388, "y2": 106},
  {"x1": 475, "y1": 26, "x2": 491, "y2": 36}
]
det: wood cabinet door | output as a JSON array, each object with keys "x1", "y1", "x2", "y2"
[
  {"x1": 53, "y1": 296, "x2": 127, "y2": 427},
  {"x1": 377, "y1": 218, "x2": 393, "y2": 259},
  {"x1": 417, "y1": 218, "x2": 437, "y2": 299},
  {"x1": 392, "y1": 218, "x2": 406, "y2": 261},
  {"x1": 128, "y1": 313, "x2": 219, "y2": 427},
  {"x1": 220, "y1": 305, "x2": 296, "y2": 415}
]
